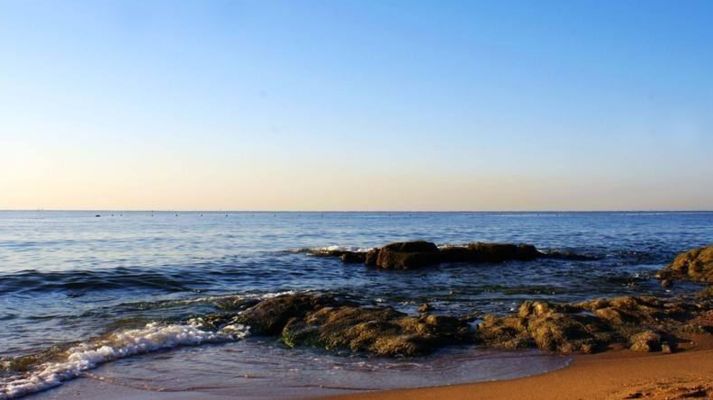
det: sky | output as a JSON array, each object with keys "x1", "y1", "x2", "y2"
[{"x1": 1, "y1": 0, "x2": 712, "y2": 211}]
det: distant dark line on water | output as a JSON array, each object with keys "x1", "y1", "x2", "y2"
[{"x1": 1, "y1": 209, "x2": 713, "y2": 214}]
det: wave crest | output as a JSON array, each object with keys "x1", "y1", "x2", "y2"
[{"x1": 0, "y1": 321, "x2": 249, "y2": 399}]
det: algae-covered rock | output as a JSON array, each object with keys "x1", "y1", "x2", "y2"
[
  {"x1": 477, "y1": 301, "x2": 603, "y2": 353},
  {"x1": 281, "y1": 306, "x2": 471, "y2": 356},
  {"x1": 476, "y1": 295, "x2": 707, "y2": 354},
  {"x1": 237, "y1": 293, "x2": 471, "y2": 357},
  {"x1": 476, "y1": 314, "x2": 532, "y2": 350},
  {"x1": 236, "y1": 293, "x2": 341, "y2": 335},
  {"x1": 236, "y1": 290, "x2": 713, "y2": 357},
  {"x1": 657, "y1": 245, "x2": 713, "y2": 284},
  {"x1": 629, "y1": 330, "x2": 662, "y2": 352},
  {"x1": 418, "y1": 303, "x2": 431, "y2": 313}
]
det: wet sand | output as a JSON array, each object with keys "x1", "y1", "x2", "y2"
[
  {"x1": 31, "y1": 337, "x2": 713, "y2": 400},
  {"x1": 325, "y1": 336, "x2": 713, "y2": 400}
]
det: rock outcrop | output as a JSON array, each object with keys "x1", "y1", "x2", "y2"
[
  {"x1": 236, "y1": 293, "x2": 343, "y2": 335},
  {"x1": 629, "y1": 330, "x2": 662, "y2": 352},
  {"x1": 234, "y1": 293, "x2": 472, "y2": 356},
  {"x1": 306, "y1": 240, "x2": 592, "y2": 270},
  {"x1": 282, "y1": 306, "x2": 471, "y2": 356},
  {"x1": 372, "y1": 241, "x2": 441, "y2": 270},
  {"x1": 475, "y1": 295, "x2": 704, "y2": 354},
  {"x1": 198, "y1": 291, "x2": 713, "y2": 358},
  {"x1": 657, "y1": 245, "x2": 713, "y2": 284}
]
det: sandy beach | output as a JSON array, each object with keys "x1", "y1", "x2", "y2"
[
  {"x1": 31, "y1": 336, "x2": 713, "y2": 400},
  {"x1": 326, "y1": 336, "x2": 713, "y2": 400}
]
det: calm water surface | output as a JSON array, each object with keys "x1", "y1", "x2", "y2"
[{"x1": 1, "y1": 211, "x2": 712, "y2": 398}]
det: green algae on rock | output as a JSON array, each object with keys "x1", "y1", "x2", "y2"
[
  {"x1": 282, "y1": 306, "x2": 471, "y2": 356},
  {"x1": 657, "y1": 245, "x2": 713, "y2": 284},
  {"x1": 227, "y1": 291, "x2": 713, "y2": 357},
  {"x1": 475, "y1": 296, "x2": 707, "y2": 354},
  {"x1": 236, "y1": 293, "x2": 345, "y2": 335},
  {"x1": 235, "y1": 293, "x2": 472, "y2": 357}
]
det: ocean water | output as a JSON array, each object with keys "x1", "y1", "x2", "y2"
[{"x1": 1, "y1": 211, "x2": 713, "y2": 399}]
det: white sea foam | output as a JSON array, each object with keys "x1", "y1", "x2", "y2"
[
  {"x1": 158, "y1": 289, "x2": 298, "y2": 305},
  {"x1": 287, "y1": 245, "x2": 372, "y2": 255},
  {"x1": 0, "y1": 322, "x2": 249, "y2": 399},
  {"x1": 318, "y1": 245, "x2": 372, "y2": 252}
]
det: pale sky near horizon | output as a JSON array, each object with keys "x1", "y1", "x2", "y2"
[{"x1": 1, "y1": 0, "x2": 712, "y2": 211}]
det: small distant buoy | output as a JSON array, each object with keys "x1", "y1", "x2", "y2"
[{"x1": 95, "y1": 214, "x2": 101, "y2": 217}]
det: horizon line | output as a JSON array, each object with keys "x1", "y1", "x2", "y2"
[{"x1": 1, "y1": 209, "x2": 712, "y2": 213}]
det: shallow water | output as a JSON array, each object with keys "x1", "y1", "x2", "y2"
[
  {"x1": 32, "y1": 341, "x2": 570, "y2": 399},
  {"x1": 1, "y1": 211, "x2": 712, "y2": 398}
]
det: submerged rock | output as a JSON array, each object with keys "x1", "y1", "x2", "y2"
[
  {"x1": 340, "y1": 252, "x2": 366, "y2": 263},
  {"x1": 541, "y1": 250, "x2": 600, "y2": 261},
  {"x1": 657, "y1": 245, "x2": 713, "y2": 284},
  {"x1": 304, "y1": 247, "x2": 370, "y2": 265},
  {"x1": 440, "y1": 243, "x2": 542, "y2": 263}
]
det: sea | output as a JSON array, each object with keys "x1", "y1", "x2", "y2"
[{"x1": 1, "y1": 211, "x2": 712, "y2": 399}]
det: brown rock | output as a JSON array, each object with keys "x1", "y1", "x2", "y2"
[
  {"x1": 281, "y1": 305, "x2": 472, "y2": 356},
  {"x1": 304, "y1": 240, "x2": 561, "y2": 270},
  {"x1": 657, "y1": 245, "x2": 713, "y2": 283},
  {"x1": 629, "y1": 330, "x2": 662, "y2": 352},
  {"x1": 661, "y1": 342, "x2": 674, "y2": 354},
  {"x1": 477, "y1": 295, "x2": 704, "y2": 354},
  {"x1": 476, "y1": 314, "x2": 533, "y2": 350},
  {"x1": 236, "y1": 293, "x2": 340, "y2": 335},
  {"x1": 235, "y1": 293, "x2": 471, "y2": 357},
  {"x1": 364, "y1": 248, "x2": 380, "y2": 266},
  {"x1": 375, "y1": 241, "x2": 441, "y2": 270}
]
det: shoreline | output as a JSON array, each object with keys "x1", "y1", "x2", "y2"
[
  {"x1": 28, "y1": 338, "x2": 713, "y2": 400},
  {"x1": 323, "y1": 335, "x2": 713, "y2": 400}
]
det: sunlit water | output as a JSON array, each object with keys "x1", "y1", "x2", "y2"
[{"x1": 1, "y1": 211, "x2": 713, "y2": 398}]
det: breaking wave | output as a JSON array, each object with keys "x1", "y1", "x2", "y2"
[{"x1": 0, "y1": 321, "x2": 249, "y2": 399}]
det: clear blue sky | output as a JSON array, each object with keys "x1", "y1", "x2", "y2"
[{"x1": 1, "y1": 0, "x2": 711, "y2": 210}]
